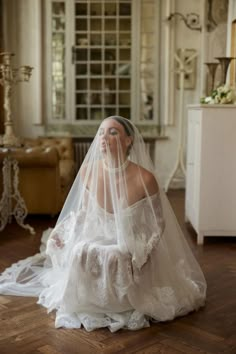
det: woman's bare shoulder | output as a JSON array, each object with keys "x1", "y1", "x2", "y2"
[{"x1": 129, "y1": 162, "x2": 159, "y2": 195}]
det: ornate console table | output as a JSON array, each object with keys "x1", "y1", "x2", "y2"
[{"x1": 0, "y1": 148, "x2": 35, "y2": 234}]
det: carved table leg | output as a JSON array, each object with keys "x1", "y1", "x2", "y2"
[{"x1": 0, "y1": 156, "x2": 35, "y2": 234}]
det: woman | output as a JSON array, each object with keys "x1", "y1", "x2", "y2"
[{"x1": 0, "y1": 116, "x2": 206, "y2": 332}]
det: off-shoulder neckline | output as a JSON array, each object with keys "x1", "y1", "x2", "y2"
[{"x1": 84, "y1": 188, "x2": 160, "y2": 215}]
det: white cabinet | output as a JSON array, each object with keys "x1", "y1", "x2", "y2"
[{"x1": 185, "y1": 105, "x2": 236, "y2": 244}]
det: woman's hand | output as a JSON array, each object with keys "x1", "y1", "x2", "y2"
[{"x1": 51, "y1": 234, "x2": 64, "y2": 249}]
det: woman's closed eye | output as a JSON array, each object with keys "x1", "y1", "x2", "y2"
[
  {"x1": 99, "y1": 128, "x2": 119, "y2": 136},
  {"x1": 109, "y1": 128, "x2": 118, "y2": 135}
]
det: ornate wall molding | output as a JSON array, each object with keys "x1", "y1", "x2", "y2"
[{"x1": 45, "y1": 123, "x2": 169, "y2": 139}]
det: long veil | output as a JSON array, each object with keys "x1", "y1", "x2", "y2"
[{"x1": 0, "y1": 116, "x2": 206, "y2": 332}]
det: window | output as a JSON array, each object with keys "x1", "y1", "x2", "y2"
[{"x1": 45, "y1": 0, "x2": 161, "y2": 136}]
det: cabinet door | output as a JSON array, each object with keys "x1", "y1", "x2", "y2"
[{"x1": 199, "y1": 109, "x2": 236, "y2": 231}]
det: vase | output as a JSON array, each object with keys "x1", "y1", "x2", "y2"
[
  {"x1": 215, "y1": 57, "x2": 235, "y2": 85},
  {"x1": 204, "y1": 62, "x2": 219, "y2": 94}
]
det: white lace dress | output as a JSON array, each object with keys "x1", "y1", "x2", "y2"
[{"x1": 0, "y1": 192, "x2": 206, "y2": 332}]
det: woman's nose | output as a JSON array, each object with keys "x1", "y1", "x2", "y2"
[
  {"x1": 100, "y1": 135, "x2": 107, "y2": 145},
  {"x1": 102, "y1": 131, "x2": 108, "y2": 140}
]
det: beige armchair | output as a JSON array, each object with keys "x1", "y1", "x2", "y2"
[{"x1": 0, "y1": 137, "x2": 75, "y2": 215}]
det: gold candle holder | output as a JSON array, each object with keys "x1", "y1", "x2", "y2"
[{"x1": 0, "y1": 52, "x2": 33, "y2": 147}]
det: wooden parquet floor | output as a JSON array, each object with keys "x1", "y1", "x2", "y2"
[{"x1": 0, "y1": 190, "x2": 236, "y2": 354}]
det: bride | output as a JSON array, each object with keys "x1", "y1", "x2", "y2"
[{"x1": 0, "y1": 116, "x2": 206, "y2": 332}]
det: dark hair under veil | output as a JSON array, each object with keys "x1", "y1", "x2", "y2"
[
  {"x1": 0, "y1": 116, "x2": 207, "y2": 332},
  {"x1": 111, "y1": 116, "x2": 135, "y2": 136}
]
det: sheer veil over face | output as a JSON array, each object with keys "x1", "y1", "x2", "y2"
[
  {"x1": 0, "y1": 116, "x2": 207, "y2": 332},
  {"x1": 98, "y1": 118, "x2": 133, "y2": 161}
]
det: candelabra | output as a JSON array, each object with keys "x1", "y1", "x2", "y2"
[{"x1": 0, "y1": 52, "x2": 33, "y2": 147}]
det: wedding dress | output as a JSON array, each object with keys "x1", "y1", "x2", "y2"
[{"x1": 0, "y1": 116, "x2": 206, "y2": 332}]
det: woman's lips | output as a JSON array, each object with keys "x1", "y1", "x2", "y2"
[{"x1": 101, "y1": 142, "x2": 109, "y2": 149}]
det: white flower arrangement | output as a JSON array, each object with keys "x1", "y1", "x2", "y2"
[{"x1": 200, "y1": 84, "x2": 236, "y2": 104}]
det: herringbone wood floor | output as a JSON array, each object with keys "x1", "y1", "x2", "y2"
[{"x1": 0, "y1": 190, "x2": 236, "y2": 354}]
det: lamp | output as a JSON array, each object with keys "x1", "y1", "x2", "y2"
[
  {"x1": 166, "y1": 12, "x2": 202, "y2": 32},
  {"x1": 0, "y1": 52, "x2": 33, "y2": 147}
]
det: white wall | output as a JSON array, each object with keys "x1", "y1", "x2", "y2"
[
  {"x1": 227, "y1": 0, "x2": 236, "y2": 55},
  {"x1": 157, "y1": 0, "x2": 229, "y2": 188},
  {"x1": 157, "y1": 0, "x2": 203, "y2": 188}
]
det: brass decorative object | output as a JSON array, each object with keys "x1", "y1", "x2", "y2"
[
  {"x1": 204, "y1": 62, "x2": 219, "y2": 94},
  {"x1": 215, "y1": 57, "x2": 235, "y2": 85}
]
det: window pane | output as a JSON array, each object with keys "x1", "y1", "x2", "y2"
[
  {"x1": 76, "y1": 49, "x2": 88, "y2": 61},
  {"x1": 76, "y1": 34, "x2": 88, "y2": 46},
  {"x1": 76, "y1": 93, "x2": 87, "y2": 105},
  {"x1": 76, "y1": 79, "x2": 87, "y2": 90},
  {"x1": 105, "y1": 49, "x2": 116, "y2": 61},
  {"x1": 105, "y1": 19, "x2": 116, "y2": 31},
  {"x1": 71, "y1": 0, "x2": 132, "y2": 121},
  {"x1": 90, "y1": 19, "x2": 102, "y2": 31},
  {"x1": 119, "y1": 3, "x2": 131, "y2": 16},
  {"x1": 91, "y1": 93, "x2": 102, "y2": 105},
  {"x1": 52, "y1": 104, "x2": 65, "y2": 119},
  {"x1": 52, "y1": 2, "x2": 65, "y2": 15},
  {"x1": 91, "y1": 79, "x2": 102, "y2": 90},
  {"x1": 105, "y1": 33, "x2": 117, "y2": 46},
  {"x1": 119, "y1": 48, "x2": 131, "y2": 61},
  {"x1": 91, "y1": 49, "x2": 102, "y2": 61},
  {"x1": 91, "y1": 108, "x2": 103, "y2": 120},
  {"x1": 76, "y1": 107, "x2": 88, "y2": 120},
  {"x1": 119, "y1": 19, "x2": 131, "y2": 31},
  {"x1": 76, "y1": 19, "x2": 87, "y2": 31},
  {"x1": 52, "y1": 33, "x2": 65, "y2": 47},
  {"x1": 119, "y1": 78, "x2": 130, "y2": 90},
  {"x1": 91, "y1": 3, "x2": 102, "y2": 16},
  {"x1": 90, "y1": 63, "x2": 102, "y2": 75},
  {"x1": 118, "y1": 108, "x2": 130, "y2": 117},
  {"x1": 119, "y1": 93, "x2": 130, "y2": 105},
  {"x1": 105, "y1": 3, "x2": 117, "y2": 16},
  {"x1": 105, "y1": 78, "x2": 116, "y2": 90},
  {"x1": 75, "y1": 3, "x2": 87, "y2": 16},
  {"x1": 119, "y1": 33, "x2": 131, "y2": 46},
  {"x1": 90, "y1": 34, "x2": 102, "y2": 46},
  {"x1": 105, "y1": 108, "x2": 117, "y2": 117},
  {"x1": 52, "y1": 17, "x2": 65, "y2": 31},
  {"x1": 76, "y1": 64, "x2": 87, "y2": 76},
  {"x1": 104, "y1": 92, "x2": 116, "y2": 105}
]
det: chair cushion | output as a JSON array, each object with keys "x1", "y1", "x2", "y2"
[
  {"x1": 59, "y1": 160, "x2": 75, "y2": 189},
  {"x1": 24, "y1": 137, "x2": 74, "y2": 161}
]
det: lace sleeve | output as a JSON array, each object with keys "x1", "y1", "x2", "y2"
[
  {"x1": 125, "y1": 193, "x2": 165, "y2": 270},
  {"x1": 46, "y1": 212, "x2": 76, "y2": 256}
]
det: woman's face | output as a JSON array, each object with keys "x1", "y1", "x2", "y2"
[{"x1": 98, "y1": 118, "x2": 132, "y2": 158}]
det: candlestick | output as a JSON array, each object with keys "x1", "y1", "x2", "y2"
[{"x1": 0, "y1": 52, "x2": 33, "y2": 147}]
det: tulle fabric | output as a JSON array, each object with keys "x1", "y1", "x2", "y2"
[{"x1": 0, "y1": 116, "x2": 206, "y2": 332}]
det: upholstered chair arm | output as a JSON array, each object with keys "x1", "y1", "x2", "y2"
[{"x1": 0, "y1": 147, "x2": 59, "y2": 167}]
